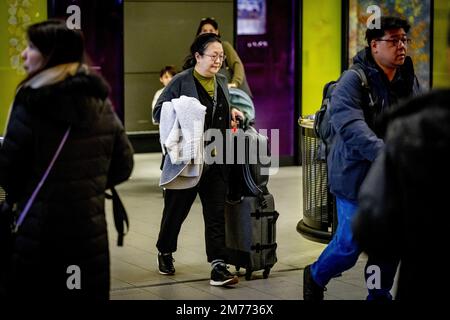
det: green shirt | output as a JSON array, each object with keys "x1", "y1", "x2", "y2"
[
  {"x1": 193, "y1": 69, "x2": 215, "y2": 98},
  {"x1": 221, "y1": 41, "x2": 253, "y2": 97}
]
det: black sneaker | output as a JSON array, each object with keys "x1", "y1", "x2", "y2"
[
  {"x1": 157, "y1": 252, "x2": 175, "y2": 275},
  {"x1": 210, "y1": 263, "x2": 239, "y2": 286},
  {"x1": 303, "y1": 264, "x2": 325, "y2": 301}
]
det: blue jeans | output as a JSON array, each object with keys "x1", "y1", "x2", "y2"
[{"x1": 310, "y1": 196, "x2": 398, "y2": 300}]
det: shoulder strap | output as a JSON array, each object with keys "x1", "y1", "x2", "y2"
[
  {"x1": 14, "y1": 126, "x2": 71, "y2": 232},
  {"x1": 350, "y1": 64, "x2": 369, "y2": 87},
  {"x1": 105, "y1": 187, "x2": 129, "y2": 246},
  {"x1": 349, "y1": 64, "x2": 375, "y2": 107}
]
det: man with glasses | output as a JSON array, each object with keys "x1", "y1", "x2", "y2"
[
  {"x1": 303, "y1": 16, "x2": 420, "y2": 301},
  {"x1": 353, "y1": 18, "x2": 450, "y2": 300}
]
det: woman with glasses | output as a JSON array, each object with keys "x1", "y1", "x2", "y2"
[
  {"x1": 196, "y1": 17, "x2": 253, "y2": 98},
  {"x1": 153, "y1": 33, "x2": 244, "y2": 287}
]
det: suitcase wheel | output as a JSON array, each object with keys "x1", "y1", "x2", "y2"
[{"x1": 263, "y1": 267, "x2": 271, "y2": 279}]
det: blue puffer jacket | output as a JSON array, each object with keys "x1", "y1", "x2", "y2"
[{"x1": 328, "y1": 47, "x2": 418, "y2": 201}]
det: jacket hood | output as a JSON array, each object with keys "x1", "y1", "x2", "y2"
[
  {"x1": 353, "y1": 47, "x2": 376, "y2": 69},
  {"x1": 353, "y1": 47, "x2": 415, "y2": 82},
  {"x1": 16, "y1": 71, "x2": 110, "y2": 127}
]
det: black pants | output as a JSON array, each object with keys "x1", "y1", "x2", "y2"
[{"x1": 156, "y1": 165, "x2": 228, "y2": 262}]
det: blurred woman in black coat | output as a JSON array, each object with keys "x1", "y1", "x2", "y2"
[{"x1": 0, "y1": 20, "x2": 134, "y2": 299}]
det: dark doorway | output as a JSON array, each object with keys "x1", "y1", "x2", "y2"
[
  {"x1": 47, "y1": 0, "x2": 124, "y2": 123},
  {"x1": 236, "y1": 0, "x2": 299, "y2": 163}
]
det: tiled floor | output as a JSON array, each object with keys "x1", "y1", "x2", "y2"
[{"x1": 107, "y1": 153, "x2": 375, "y2": 300}]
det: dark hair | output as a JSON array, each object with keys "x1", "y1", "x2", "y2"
[
  {"x1": 26, "y1": 20, "x2": 85, "y2": 75},
  {"x1": 182, "y1": 33, "x2": 222, "y2": 70},
  {"x1": 160, "y1": 65, "x2": 177, "y2": 78},
  {"x1": 365, "y1": 16, "x2": 411, "y2": 46},
  {"x1": 195, "y1": 17, "x2": 219, "y2": 36}
]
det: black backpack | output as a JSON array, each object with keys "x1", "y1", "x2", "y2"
[{"x1": 313, "y1": 63, "x2": 375, "y2": 160}]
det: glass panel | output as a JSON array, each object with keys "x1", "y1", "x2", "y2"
[
  {"x1": 348, "y1": 0, "x2": 432, "y2": 89},
  {"x1": 237, "y1": 0, "x2": 267, "y2": 35},
  {"x1": 433, "y1": 0, "x2": 450, "y2": 88},
  {"x1": 237, "y1": 0, "x2": 296, "y2": 158},
  {"x1": 48, "y1": 0, "x2": 124, "y2": 122},
  {"x1": 0, "y1": 0, "x2": 47, "y2": 134}
]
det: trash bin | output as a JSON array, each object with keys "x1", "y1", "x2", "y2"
[{"x1": 297, "y1": 118, "x2": 336, "y2": 243}]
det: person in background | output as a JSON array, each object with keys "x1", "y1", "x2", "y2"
[
  {"x1": 151, "y1": 65, "x2": 177, "y2": 124},
  {"x1": 0, "y1": 20, "x2": 134, "y2": 299},
  {"x1": 303, "y1": 16, "x2": 420, "y2": 301},
  {"x1": 196, "y1": 17, "x2": 253, "y2": 98},
  {"x1": 153, "y1": 33, "x2": 244, "y2": 287}
]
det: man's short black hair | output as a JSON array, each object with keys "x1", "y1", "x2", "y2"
[{"x1": 366, "y1": 16, "x2": 411, "y2": 47}]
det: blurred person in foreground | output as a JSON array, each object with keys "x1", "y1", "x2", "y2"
[{"x1": 0, "y1": 20, "x2": 134, "y2": 299}]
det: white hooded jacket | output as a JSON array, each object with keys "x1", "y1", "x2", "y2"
[{"x1": 159, "y1": 95, "x2": 206, "y2": 189}]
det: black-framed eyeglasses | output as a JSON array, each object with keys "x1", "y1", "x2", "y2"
[
  {"x1": 203, "y1": 53, "x2": 226, "y2": 62},
  {"x1": 201, "y1": 17, "x2": 215, "y2": 21},
  {"x1": 376, "y1": 38, "x2": 412, "y2": 47}
]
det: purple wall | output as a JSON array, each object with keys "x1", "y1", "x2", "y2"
[
  {"x1": 237, "y1": 0, "x2": 297, "y2": 158},
  {"x1": 47, "y1": 0, "x2": 124, "y2": 122}
]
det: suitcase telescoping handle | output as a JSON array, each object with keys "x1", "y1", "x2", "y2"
[{"x1": 235, "y1": 115, "x2": 268, "y2": 207}]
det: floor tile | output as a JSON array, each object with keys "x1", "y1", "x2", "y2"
[{"x1": 105, "y1": 153, "x2": 380, "y2": 300}]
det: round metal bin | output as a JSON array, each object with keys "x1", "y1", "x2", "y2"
[{"x1": 297, "y1": 119, "x2": 336, "y2": 243}]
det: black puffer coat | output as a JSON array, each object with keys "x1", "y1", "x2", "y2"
[
  {"x1": 0, "y1": 71, "x2": 134, "y2": 299},
  {"x1": 353, "y1": 89, "x2": 450, "y2": 300}
]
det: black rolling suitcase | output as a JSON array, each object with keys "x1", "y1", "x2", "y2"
[
  {"x1": 225, "y1": 193, "x2": 278, "y2": 280},
  {"x1": 225, "y1": 126, "x2": 279, "y2": 280}
]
